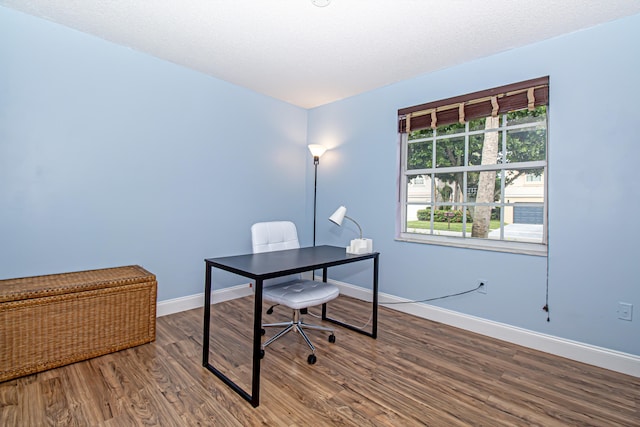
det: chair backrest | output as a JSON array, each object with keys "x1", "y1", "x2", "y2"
[
  {"x1": 251, "y1": 221, "x2": 302, "y2": 286},
  {"x1": 251, "y1": 221, "x2": 301, "y2": 253}
]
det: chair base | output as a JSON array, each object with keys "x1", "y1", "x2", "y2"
[{"x1": 262, "y1": 310, "x2": 335, "y2": 362}]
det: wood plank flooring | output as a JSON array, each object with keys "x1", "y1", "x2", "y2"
[{"x1": 1, "y1": 295, "x2": 638, "y2": 426}]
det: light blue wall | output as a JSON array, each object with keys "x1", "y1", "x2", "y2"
[
  {"x1": 309, "y1": 14, "x2": 640, "y2": 356},
  {"x1": 2, "y1": 5, "x2": 639, "y2": 357},
  {"x1": 0, "y1": 7, "x2": 309, "y2": 300}
]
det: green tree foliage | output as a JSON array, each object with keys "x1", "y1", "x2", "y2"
[{"x1": 407, "y1": 106, "x2": 547, "y2": 205}]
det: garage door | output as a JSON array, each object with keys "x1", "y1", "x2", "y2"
[{"x1": 513, "y1": 204, "x2": 543, "y2": 224}]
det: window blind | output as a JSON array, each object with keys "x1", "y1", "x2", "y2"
[{"x1": 398, "y1": 76, "x2": 549, "y2": 133}]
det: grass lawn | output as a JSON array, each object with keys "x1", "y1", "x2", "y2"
[{"x1": 407, "y1": 220, "x2": 502, "y2": 232}]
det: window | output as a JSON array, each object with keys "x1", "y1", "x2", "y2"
[
  {"x1": 397, "y1": 77, "x2": 549, "y2": 255},
  {"x1": 525, "y1": 173, "x2": 542, "y2": 183}
]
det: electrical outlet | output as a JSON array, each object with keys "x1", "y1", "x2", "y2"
[
  {"x1": 617, "y1": 302, "x2": 633, "y2": 321},
  {"x1": 477, "y1": 280, "x2": 487, "y2": 294}
]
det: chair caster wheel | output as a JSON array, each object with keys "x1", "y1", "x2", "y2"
[
  {"x1": 307, "y1": 354, "x2": 317, "y2": 364},
  {"x1": 328, "y1": 334, "x2": 336, "y2": 343},
  {"x1": 260, "y1": 349, "x2": 265, "y2": 359},
  {"x1": 261, "y1": 328, "x2": 266, "y2": 336}
]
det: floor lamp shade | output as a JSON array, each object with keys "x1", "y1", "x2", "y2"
[{"x1": 308, "y1": 144, "x2": 327, "y2": 160}]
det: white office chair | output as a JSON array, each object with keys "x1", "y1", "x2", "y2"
[{"x1": 251, "y1": 221, "x2": 339, "y2": 364}]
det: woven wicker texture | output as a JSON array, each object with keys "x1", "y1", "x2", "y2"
[
  {"x1": 0, "y1": 265, "x2": 155, "y2": 302},
  {"x1": 0, "y1": 265, "x2": 157, "y2": 382}
]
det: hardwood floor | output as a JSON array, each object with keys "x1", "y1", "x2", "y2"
[{"x1": 1, "y1": 295, "x2": 638, "y2": 426}]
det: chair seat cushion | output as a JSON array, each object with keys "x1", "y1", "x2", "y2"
[{"x1": 262, "y1": 279, "x2": 339, "y2": 310}]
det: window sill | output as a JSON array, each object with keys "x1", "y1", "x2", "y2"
[{"x1": 396, "y1": 233, "x2": 547, "y2": 256}]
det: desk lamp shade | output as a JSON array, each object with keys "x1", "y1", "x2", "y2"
[
  {"x1": 329, "y1": 206, "x2": 347, "y2": 227},
  {"x1": 329, "y1": 206, "x2": 372, "y2": 254},
  {"x1": 329, "y1": 205, "x2": 362, "y2": 238}
]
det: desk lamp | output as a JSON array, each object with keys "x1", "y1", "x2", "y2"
[{"x1": 329, "y1": 206, "x2": 373, "y2": 254}]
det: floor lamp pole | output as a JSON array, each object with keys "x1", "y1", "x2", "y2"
[
  {"x1": 312, "y1": 156, "x2": 319, "y2": 246},
  {"x1": 312, "y1": 156, "x2": 319, "y2": 281}
]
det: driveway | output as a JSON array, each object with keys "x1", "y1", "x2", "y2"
[{"x1": 489, "y1": 223, "x2": 543, "y2": 241}]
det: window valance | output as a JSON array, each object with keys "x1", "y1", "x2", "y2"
[{"x1": 398, "y1": 76, "x2": 549, "y2": 133}]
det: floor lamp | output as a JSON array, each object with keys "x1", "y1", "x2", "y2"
[{"x1": 308, "y1": 144, "x2": 327, "y2": 247}]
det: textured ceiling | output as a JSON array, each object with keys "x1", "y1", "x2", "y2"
[{"x1": 2, "y1": 0, "x2": 640, "y2": 108}]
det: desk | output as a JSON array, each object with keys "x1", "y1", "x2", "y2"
[{"x1": 202, "y1": 245, "x2": 379, "y2": 407}]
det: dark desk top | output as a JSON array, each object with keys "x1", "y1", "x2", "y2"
[{"x1": 205, "y1": 245, "x2": 378, "y2": 280}]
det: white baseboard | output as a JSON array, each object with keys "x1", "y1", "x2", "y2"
[
  {"x1": 156, "y1": 283, "x2": 252, "y2": 317},
  {"x1": 330, "y1": 279, "x2": 640, "y2": 378},
  {"x1": 156, "y1": 279, "x2": 640, "y2": 378}
]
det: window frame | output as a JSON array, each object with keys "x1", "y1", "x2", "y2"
[{"x1": 396, "y1": 79, "x2": 549, "y2": 256}]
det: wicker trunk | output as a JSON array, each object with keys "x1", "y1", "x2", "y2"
[{"x1": 0, "y1": 265, "x2": 157, "y2": 382}]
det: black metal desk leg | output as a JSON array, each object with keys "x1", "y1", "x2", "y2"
[
  {"x1": 372, "y1": 254, "x2": 379, "y2": 339},
  {"x1": 203, "y1": 262, "x2": 212, "y2": 366},
  {"x1": 250, "y1": 279, "x2": 263, "y2": 407},
  {"x1": 321, "y1": 267, "x2": 328, "y2": 318},
  {"x1": 321, "y1": 259, "x2": 379, "y2": 339}
]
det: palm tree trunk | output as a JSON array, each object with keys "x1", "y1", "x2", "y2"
[{"x1": 471, "y1": 116, "x2": 500, "y2": 238}]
